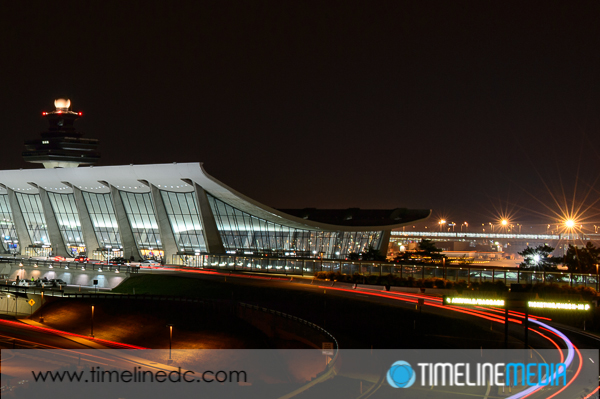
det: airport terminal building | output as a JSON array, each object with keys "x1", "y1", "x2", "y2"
[{"x1": 1, "y1": 100, "x2": 430, "y2": 264}]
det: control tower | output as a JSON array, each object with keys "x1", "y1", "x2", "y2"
[{"x1": 22, "y1": 98, "x2": 100, "y2": 168}]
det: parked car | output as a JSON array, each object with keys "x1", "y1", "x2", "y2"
[
  {"x1": 74, "y1": 255, "x2": 89, "y2": 263},
  {"x1": 141, "y1": 259, "x2": 161, "y2": 266},
  {"x1": 34, "y1": 278, "x2": 52, "y2": 288},
  {"x1": 12, "y1": 280, "x2": 34, "y2": 287},
  {"x1": 50, "y1": 279, "x2": 67, "y2": 287},
  {"x1": 108, "y1": 257, "x2": 128, "y2": 265}
]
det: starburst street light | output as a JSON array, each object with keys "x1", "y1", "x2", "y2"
[
  {"x1": 439, "y1": 219, "x2": 446, "y2": 231},
  {"x1": 501, "y1": 219, "x2": 508, "y2": 226},
  {"x1": 565, "y1": 219, "x2": 575, "y2": 229}
]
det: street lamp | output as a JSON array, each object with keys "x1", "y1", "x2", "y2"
[
  {"x1": 40, "y1": 291, "x2": 44, "y2": 322},
  {"x1": 90, "y1": 305, "x2": 95, "y2": 338},
  {"x1": 439, "y1": 220, "x2": 446, "y2": 232},
  {"x1": 166, "y1": 324, "x2": 174, "y2": 363},
  {"x1": 565, "y1": 219, "x2": 575, "y2": 229}
]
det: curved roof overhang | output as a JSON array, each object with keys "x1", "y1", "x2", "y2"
[{"x1": 0, "y1": 163, "x2": 431, "y2": 232}]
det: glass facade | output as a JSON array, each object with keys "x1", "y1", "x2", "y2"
[
  {"x1": 81, "y1": 191, "x2": 121, "y2": 249},
  {"x1": 207, "y1": 193, "x2": 383, "y2": 258},
  {"x1": 47, "y1": 192, "x2": 85, "y2": 255},
  {"x1": 0, "y1": 194, "x2": 18, "y2": 253},
  {"x1": 120, "y1": 191, "x2": 162, "y2": 253},
  {"x1": 161, "y1": 191, "x2": 206, "y2": 253},
  {"x1": 15, "y1": 193, "x2": 49, "y2": 245},
  {"x1": 1, "y1": 184, "x2": 391, "y2": 261}
]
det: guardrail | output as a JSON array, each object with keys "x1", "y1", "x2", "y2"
[
  {"x1": 0, "y1": 283, "x2": 64, "y2": 296},
  {"x1": 175, "y1": 254, "x2": 600, "y2": 290}
]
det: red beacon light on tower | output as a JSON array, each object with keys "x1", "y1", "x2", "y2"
[
  {"x1": 25, "y1": 98, "x2": 99, "y2": 168},
  {"x1": 41, "y1": 99, "x2": 82, "y2": 118}
]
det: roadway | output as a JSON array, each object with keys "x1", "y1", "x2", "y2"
[
  {"x1": 1, "y1": 266, "x2": 598, "y2": 398},
  {"x1": 144, "y1": 268, "x2": 600, "y2": 398}
]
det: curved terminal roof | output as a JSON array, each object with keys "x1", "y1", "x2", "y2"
[{"x1": 0, "y1": 163, "x2": 431, "y2": 232}]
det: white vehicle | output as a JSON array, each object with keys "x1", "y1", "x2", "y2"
[
  {"x1": 140, "y1": 259, "x2": 161, "y2": 266},
  {"x1": 11, "y1": 280, "x2": 35, "y2": 287}
]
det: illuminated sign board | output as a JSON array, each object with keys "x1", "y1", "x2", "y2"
[
  {"x1": 528, "y1": 301, "x2": 590, "y2": 311},
  {"x1": 443, "y1": 297, "x2": 593, "y2": 311},
  {"x1": 444, "y1": 297, "x2": 505, "y2": 306}
]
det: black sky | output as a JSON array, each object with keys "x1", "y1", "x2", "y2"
[{"x1": 2, "y1": 1, "x2": 599, "y2": 225}]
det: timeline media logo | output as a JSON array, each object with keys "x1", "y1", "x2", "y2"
[{"x1": 387, "y1": 361, "x2": 416, "y2": 388}]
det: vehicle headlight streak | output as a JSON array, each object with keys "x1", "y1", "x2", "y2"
[
  {"x1": 312, "y1": 286, "x2": 581, "y2": 399},
  {"x1": 506, "y1": 319, "x2": 575, "y2": 399},
  {"x1": 145, "y1": 270, "x2": 584, "y2": 398}
]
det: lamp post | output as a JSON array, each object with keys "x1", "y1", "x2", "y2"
[
  {"x1": 40, "y1": 291, "x2": 44, "y2": 322},
  {"x1": 167, "y1": 324, "x2": 174, "y2": 363},
  {"x1": 4, "y1": 294, "x2": 8, "y2": 314},
  {"x1": 90, "y1": 305, "x2": 94, "y2": 338},
  {"x1": 439, "y1": 220, "x2": 446, "y2": 232}
]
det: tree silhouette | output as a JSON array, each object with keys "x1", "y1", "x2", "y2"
[
  {"x1": 518, "y1": 244, "x2": 559, "y2": 271},
  {"x1": 563, "y1": 242, "x2": 600, "y2": 274}
]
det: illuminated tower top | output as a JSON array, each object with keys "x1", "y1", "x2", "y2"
[{"x1": 23, "y1": 98, "x2": 100, "y2": 168}]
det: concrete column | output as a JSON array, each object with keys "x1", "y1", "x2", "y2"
[
  {"x1": 327, "y1": 234, "x2": 337, "y2": 258},
  {"x1": 378, "y1": 229, "x2": 392, "y2": 258},
  {"x1": 36, "y1": 187, "x2": 69, "y2": 257},
  {"x1": 193, "y1": 184, "x2": 225, "y2": 254},
  {"x1": 70, "y1": 186, "x2": 101, "y2": 256},
  {"x1": 5, "y1": 188, "x2": 33, "y2": 255},
  {"x1": 150, "y1": 185, "x2": 178, "y2": 262},
  {"x1": 109, "y1": 185, "x2": 143, "y2": 261}
]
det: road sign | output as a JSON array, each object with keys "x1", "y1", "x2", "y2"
[
  {"x1": 28, "y1": 299, "x2": 35, "y2": 306},
  {"x1": 322, "y1": 342, "x2": 334, "y2": 356},
  {"x1": 529, "y1": 301, "x2": 590, "y2": 311},
  {"x1": 443, "y1": 296, "x2": 505, "y2": 306}
]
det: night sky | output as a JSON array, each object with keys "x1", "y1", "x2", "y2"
[{"x1": 2, "y1": 1, "x2": 599, "y2": 226}]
